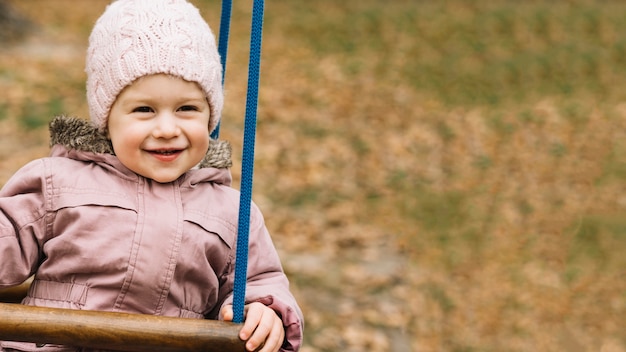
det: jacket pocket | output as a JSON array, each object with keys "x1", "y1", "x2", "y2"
[
  {"x1": 184, "y1": 212, "x2": 236, "y2": 249},
  {"x1": 50, "y1": 189, "x2": 136, "y2": 213}
]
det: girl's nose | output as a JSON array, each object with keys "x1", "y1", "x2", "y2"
[{"x1": 152, "y1": 113, "x2": 181, "y2": 139}]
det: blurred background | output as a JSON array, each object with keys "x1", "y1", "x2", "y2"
[{"x1": 1, "y1": 1, "x2": 625, "y2": 351}]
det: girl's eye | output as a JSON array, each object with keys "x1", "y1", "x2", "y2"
[
  {"x1": 132, "y1": 106, "x2": 153, "y2": 113},
  {"x1": 179, "y1": 105, "x2": 198, "y2": 112}
]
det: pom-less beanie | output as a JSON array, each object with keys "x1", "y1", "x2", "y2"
[{"x1": 86, "y1": 0, "x2": 223, "y2": 133}]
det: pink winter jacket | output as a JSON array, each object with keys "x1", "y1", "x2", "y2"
[{"x1": 0, "y1": 116, "x2": 303, "y2": 352}]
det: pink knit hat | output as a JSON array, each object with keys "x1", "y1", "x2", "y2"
[{"x1": 86, "y1": 0, "x2": 223, "y2": 133}]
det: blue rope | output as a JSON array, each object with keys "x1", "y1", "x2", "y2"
[
  {"x1": 211, "y1": 0, "x2": 232, "y2": 140},
  {"x1": 233, "y1": 0, "x2": 265, "y2": 324}
]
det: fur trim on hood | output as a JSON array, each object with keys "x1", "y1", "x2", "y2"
[{"x1": 49, "y1": 115, "x2": 232, "y2": 169}]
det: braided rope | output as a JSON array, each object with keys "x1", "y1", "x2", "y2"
[
  {"x1": 210, "y1": 0, "x2": 232, "y2": 140},
  {"x1": 232, "y1": 0, "x2": 264, "y2": 324}
]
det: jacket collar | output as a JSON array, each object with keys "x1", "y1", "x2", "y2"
[{"x1": 48, "y1": 115, "x2": 232, "y2": 169}]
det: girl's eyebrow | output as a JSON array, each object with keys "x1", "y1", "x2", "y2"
[
  {"x1": 116, "y1": 96, "x2": 151, "y2": 107},
  {"x1": 178, "y1": 96, "x2": 207, "y2": 103},
  {"x1": 119, "y1": 93, "x2": 206, "y2": 103}
]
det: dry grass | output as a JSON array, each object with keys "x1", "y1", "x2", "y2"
[{"x1": 1, "y1": 1, "x2": 625, "y2": 351}]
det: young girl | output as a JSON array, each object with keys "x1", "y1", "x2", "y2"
[{"x1": 0, "y1": 0, "x2": 303, "y2": 351}]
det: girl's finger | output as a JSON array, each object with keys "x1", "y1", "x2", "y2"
[
  {"x1": 258, "y1": 317, "x2": 284, "y2": 352},
  {"x1": 221, "y1": 305, "x2": 234, "y2": 321}
]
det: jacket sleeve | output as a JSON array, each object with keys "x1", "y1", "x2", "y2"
[
  {"x1": 220, "y1": 201, "x2": 304, "y2": 352},
  {"x1": 0, "y1": 159, "x2": 49, "y2": 288}
]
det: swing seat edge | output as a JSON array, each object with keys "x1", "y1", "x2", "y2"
[{"x1": 0, "y1": 302, "x2": 246, "y2": 352}]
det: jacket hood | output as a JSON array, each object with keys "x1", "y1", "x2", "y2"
[{"x1": 48, "y1": 115, "x2": 232, "y2": 169}]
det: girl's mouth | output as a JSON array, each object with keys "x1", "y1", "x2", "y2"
[
  {"x1": 153, "y1": 150, "x2": 180, "y2": 155},
  {"x1": 148, "y1": 149, "x2": 183, "y2": 161}
]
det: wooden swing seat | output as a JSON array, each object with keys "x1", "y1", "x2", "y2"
[{"x1": 0, "y1": 280, "x2": 245, "y2": 352}]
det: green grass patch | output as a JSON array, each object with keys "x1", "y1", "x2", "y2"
[
  {"x1": 566, "y1": 215, "x2": 626, "y2": 280},
  {"x1": 19, "y1": 97, "x2": 64, "y2": 130},
  {"x1": 0, "y1": 104, "x2": 8, "y2": 121},
  {"x1": 269, "y1": 0, "x2": 626, "y2": 109}
]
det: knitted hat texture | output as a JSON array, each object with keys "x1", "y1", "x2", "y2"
[{"x1": 86, "y1": 0, "x2": 223, "y2": 132}]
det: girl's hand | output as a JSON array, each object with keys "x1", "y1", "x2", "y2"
[{"x1": 221, "y1": 302, "x2": 285, "y2": 352}]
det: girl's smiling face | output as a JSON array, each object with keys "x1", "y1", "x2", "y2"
[{"x1": 107, "y1": 74, "x2": 211, "y2": 183}]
